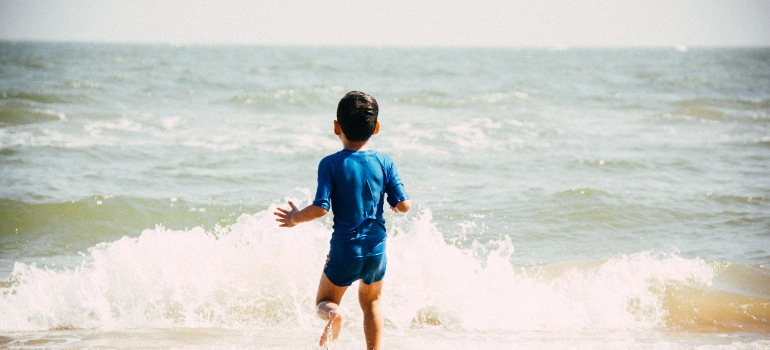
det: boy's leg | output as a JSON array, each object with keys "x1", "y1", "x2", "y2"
[
  {"x1": 358, "y1": 279, "x2": 384, "y2": 350},
  {"x1": 316, "y1": 272, "x2": 348, "y2": 346}
]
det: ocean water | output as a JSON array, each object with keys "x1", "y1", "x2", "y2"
[{"x1": 1, "y1": 42, "x2": 769, "y2": 349}]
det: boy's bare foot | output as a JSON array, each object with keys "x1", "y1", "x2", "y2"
[{"x1": 319, "y1": 309, "x2": 344, "y2": 347}]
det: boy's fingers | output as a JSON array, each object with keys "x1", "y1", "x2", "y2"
[{"x1": 274, "y1": 201, "x2": 298, "y2": 228}]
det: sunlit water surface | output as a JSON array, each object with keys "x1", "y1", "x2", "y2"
[{"x1": 1, "y1": 43, "x2": 769, "y2": 349}]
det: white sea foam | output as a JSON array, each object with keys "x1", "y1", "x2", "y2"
[
  {"x1": 85, "y1": 119, "x2": 143, "y2": 135},
  {"x1": 445, "y1": 122, "x2": 492, "y2": 150},
  {"x1": 0, "y1": 204, "x2": 717, "y2": 334}
]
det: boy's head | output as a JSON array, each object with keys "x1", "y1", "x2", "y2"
[{"x1": 336, "y1": 91, "x2": 378, "y2": 142}]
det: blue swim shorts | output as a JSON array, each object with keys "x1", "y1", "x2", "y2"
[{"x1": 323, "y1": 240, "x2": 387, "y2": 287}]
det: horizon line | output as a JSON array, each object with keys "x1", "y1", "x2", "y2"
[{"x1": 1, "y1": 39, "x2": 769, "y2": 50}]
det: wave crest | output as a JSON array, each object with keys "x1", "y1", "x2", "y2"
[{"x1": 1, "y1": 207, "x2": 767, "y2": 334}]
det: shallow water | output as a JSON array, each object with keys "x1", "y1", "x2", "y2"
[{"x1": 1, "y1": 43, "x2": 769, "y2": 349}]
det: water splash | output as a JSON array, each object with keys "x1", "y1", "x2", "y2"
[{"x1": 5, "y1": 206, "x2": 762, "y2": 335}]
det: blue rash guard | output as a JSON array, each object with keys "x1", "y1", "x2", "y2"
[{"x1": 312, "y1": 149, "x2": 409, "y2": 257}]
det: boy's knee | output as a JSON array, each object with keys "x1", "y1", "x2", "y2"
[
  {"x1": 317, "y1": 302, "x2": 344, "y2": 319},
  {"x1": 329, "y1": 308, "x2": 344, "y2": 323}
]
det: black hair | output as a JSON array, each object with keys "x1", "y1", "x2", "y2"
[{"x1": 336, "y1": 91, "x2": 378, "y2": 142}]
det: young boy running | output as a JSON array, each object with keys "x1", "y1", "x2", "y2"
[{"x1": 274, "y1": 91, "x2": 411, "y2": 350}]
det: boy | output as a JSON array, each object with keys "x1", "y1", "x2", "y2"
[{"x1": 273, "y1": 91, "x2": 411, "y2": 350}]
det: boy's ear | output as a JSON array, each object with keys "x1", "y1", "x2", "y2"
[
  {"x1": 334, "y1": 120, "x2": 342, "y2": 135},
  {"x1": 372, "y1": 121, "x2": 380, "y2": 135}
]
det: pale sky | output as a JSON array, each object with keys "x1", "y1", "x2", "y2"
[{"x1": 1, "y1": 0, "x2": 769, "y2": 47}]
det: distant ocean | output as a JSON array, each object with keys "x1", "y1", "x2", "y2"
[{"x1": 1, "y1": 42, "x2": 769, "y2": 349}]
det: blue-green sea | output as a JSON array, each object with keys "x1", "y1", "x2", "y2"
[{"x1": 1, "y1": 42, "x2": 769, "y2": 349}]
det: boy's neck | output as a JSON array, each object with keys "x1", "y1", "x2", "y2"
[{"x1": 342, "y1": 140, "x2": 369, "y2": 152}]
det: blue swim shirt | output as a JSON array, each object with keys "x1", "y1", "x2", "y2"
[{"x1": 312, "y1": 149, "x2": 409, "y2": 242}]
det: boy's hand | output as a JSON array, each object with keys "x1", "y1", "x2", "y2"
[
  {"x1": 274, "y1": 201, "x2": 300, "y2": 227},
  {"x1": 273, "y1": 201, "x2": 328, "y2": 228},
  {"x1": 391, "y1": 199, "x2": 411, "y2": 214}
]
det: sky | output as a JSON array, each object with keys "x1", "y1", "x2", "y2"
[{"x1": 0, "y1": 0, "x2": 769, "y2": 47}]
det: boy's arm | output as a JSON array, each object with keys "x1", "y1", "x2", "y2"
[
  {"x1": 274, "y1": 201, "x2": 328, "y2": 227},
  {"x1": 390, "y1": 199, "x2": 412, "y2": 214}
]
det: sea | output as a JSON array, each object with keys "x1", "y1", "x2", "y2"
[{"x1": 1, "y1": 42, "x2": 769, "y2": 349}]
